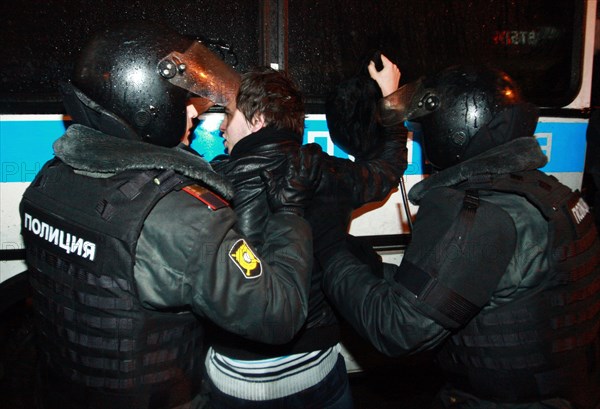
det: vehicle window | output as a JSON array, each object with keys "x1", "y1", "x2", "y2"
[
  {"x1": 288, "y1": 0, "x2": 583, "y2": 109},
  {"x1": 0, "y1": 0, "x2": 584, "y2": 113},
  {"x1": 0, "y1": 1, "x2": 258, "y2": 113}
]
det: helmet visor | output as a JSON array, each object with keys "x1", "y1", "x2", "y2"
[
  {"x1": 387, "y1": 77, "x2": 450, "y2": 124},
  {"x1": 385, "y1": 78, "x2": 423, "y2": 121},
  {"x1": 158, "y1": 41, "x2": 240, "y2": 111}
]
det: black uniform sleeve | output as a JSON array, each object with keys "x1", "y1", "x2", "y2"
[
  {"x1": 322, "y1": 250, "x2": 450, "y2": 356},
  {"x1": 134, "y1": 190, "x2": 312, "y2": 344}
]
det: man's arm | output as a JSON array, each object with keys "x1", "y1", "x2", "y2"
[
  {"x1": 352, "y1": 54, "x2": 408, "y2": 204},
  {"x1": 134, "y1": 192, "x2": 312, "y2": 344},
  {"x1": 319, "y1": 188, "x2": 518, "y2": 356},
  {"x1": 322, "y1": 249, "x2": 450, "y2": 356},
  {"x1": 325, "y1": 54, "x2": 408, "y2": 207},
  {"x1": 136, "y1": 156, "x2": 318, "y2": 344}
]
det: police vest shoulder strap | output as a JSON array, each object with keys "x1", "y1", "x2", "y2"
[
  {"x1": 462, "y1": 171, "x2": 570, "y2": 220},
  {"x1": 97, "y1": 169, "x2": 186, "y2": 221},
  {"x1": 394, "y1": 189, "x2": 482, "y2": 328}
]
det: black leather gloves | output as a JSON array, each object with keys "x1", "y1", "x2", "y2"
[{"x1": 262, "y1": 146, "x2": 322, "y2": 216}]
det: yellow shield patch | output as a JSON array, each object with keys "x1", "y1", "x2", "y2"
[{"x1": 229, "y1": 239, "x2": 263, "y2": 279}]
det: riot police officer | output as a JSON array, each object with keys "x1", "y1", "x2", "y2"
[
  {"x1": 318, "y1": 65, "x2": 600, "y2": 408},
  {"x1": 21, "y1": 21, "x2": 315, "y2": 409}
]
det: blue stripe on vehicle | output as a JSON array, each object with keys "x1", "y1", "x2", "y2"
[
  {"x1": 1, "y1": 120, "x2": 66, "y2": 182},
  {"x1": 0, "y1": 117, "x2": 588, "y2": 183},
  {"x1": 534, "y1": 122, "x2": 587, "y2": 173}
]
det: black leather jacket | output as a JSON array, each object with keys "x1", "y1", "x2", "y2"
[{"x1": 211, "y1": 101, "x2": 407, "y2": 358}]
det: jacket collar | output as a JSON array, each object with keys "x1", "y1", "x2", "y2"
[
  {"x1": 229, "y1": 126, "x2": 302, "y2": 159},
  {"x1": 408, "y1": 137, "x2": 548, "y2": 204},
  {"x1": 53, "y1": 124, "x2": 234, "y2": 199}
]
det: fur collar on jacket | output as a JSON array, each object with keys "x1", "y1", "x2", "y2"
[
  {"x1": 53, "y1": 124, "x2": 234, "y2": 199},
  {"x1": 409, "y1": 137, "x2": 548, "y2": 204}
]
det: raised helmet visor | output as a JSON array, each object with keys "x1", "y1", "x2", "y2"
[{"x1": 158, "y1": 41, "x2": 241, "y2": 114}]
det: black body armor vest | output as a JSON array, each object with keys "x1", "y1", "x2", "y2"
[
  {"x1": 21, "y1": 159, "x2": 205, "y2": 409},
  {"x1": 437, "y1": 170, "x2": 600, "y2": 407}
]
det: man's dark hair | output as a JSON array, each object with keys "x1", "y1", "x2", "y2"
[{"x1": 237, "y1": 67, "x2": 305, "y2": 135}]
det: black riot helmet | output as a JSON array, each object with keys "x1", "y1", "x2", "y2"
[
  {"x1": 396, "y1": 65, "x2": 539, "y2": 169},
  {"x1": 61, "y1": 21, "x2": 240, "y2": 147}
]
